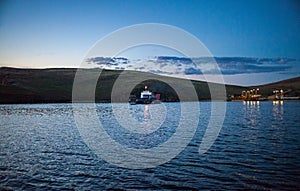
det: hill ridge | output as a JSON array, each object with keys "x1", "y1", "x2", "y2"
[{"x1": 0, "y1": 67, "x2": 299, "y2": 103}]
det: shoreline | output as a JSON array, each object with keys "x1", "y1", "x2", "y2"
[
  {"x1": 1, "y1": 99, "x2": 300, "y2": 105},
  {"x1": 1, "y1": 67, "x2": 299, "y2": 105}
]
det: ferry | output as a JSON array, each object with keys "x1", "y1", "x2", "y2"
[{"x1": 129, "y1": 86, "x2": 160, "y2": 104}]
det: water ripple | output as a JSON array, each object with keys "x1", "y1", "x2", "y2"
[{"x1": 0, "y1": 102, "x2": 300, "y2": 190}]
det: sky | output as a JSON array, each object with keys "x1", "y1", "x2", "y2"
[{"x1": 0, "y1": 0, "x2": 299, "y2": 85}]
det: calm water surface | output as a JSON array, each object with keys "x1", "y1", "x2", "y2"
[{"x1": 0, "y1": 101, "x2": 299, "y2": 190}]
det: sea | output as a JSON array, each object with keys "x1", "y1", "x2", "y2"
[{"x1": 0, "y1": 101, "x2": 299, "y2": 190}]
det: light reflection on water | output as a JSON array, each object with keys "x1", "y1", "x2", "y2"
[
  {"x1": 0, "y1": 102, "x2": 299, "y2": 190},
  {"x1": 242, "y1": 101, "x2": 261, "y2": 128},
  {"x1": 143, "y1": 104, "x2": 150, "y2": 121},
  {"x1": 272, "y1": 100, "x2": 284, "y2": 121}
]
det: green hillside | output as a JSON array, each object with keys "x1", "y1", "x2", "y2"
[{"x1": 1, "y1": 67, "x2": 298, "y2": 104}]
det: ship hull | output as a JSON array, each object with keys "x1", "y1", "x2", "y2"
[{"x1": 135, "y1": 98, "x2": 160, "y2": 104}]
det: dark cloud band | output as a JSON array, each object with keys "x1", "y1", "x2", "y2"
[{"x1": 85, "y1": 56, "x2": 297, "y2": 75}]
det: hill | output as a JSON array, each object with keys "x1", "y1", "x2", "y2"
[
  {"x1": 0, "y1": 67, "x2": 298, "y2": 104},
  {"x1": 251, "y1": 76, "x2": 300, "y2": 97}
]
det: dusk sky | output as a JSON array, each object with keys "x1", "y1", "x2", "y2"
[{"x1": 0, "y1": 0, "x2": 299, "y2": 85}]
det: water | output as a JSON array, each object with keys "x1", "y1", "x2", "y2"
[{"x1": 0, "y1": 101, "x2": 299, "y2": 190}]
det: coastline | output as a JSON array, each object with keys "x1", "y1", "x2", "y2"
[{"x1": 1, "y1": 67, "x2": 299, "y2": 104}]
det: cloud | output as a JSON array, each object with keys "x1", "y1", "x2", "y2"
[
  {"x1": 215, "y1": 57, "x2": 294, "y2": 75},
  {"x1": 154, "y1": 56, "x2": 295, "y2": 75},
  {"x1": 85, "y1": 57, "x2": 129, "y2": 67},
  {"x1": 156, "y1": 56, "x2": 192, "y2": 63},
  {"x1": 184, "y1": 67, "x2": 203, "y2": 75},
  {"x1": 85, "y1": 56, "x2": 297, "y2": 76},
  {"x1": 148, "y1": 69, "x2": 174, "y2": 75},
  {"x1": 115, "y1": 67, "x2": 125, "y2": 70}
]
